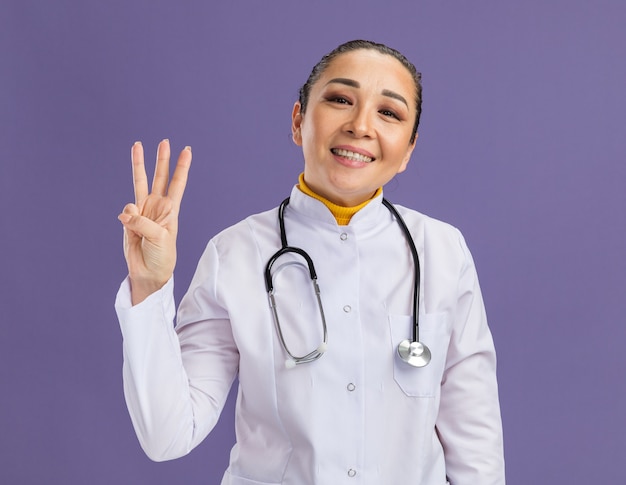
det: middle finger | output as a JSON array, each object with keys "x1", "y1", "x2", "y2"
[{"x1": 152, "y1": 139, "x2": 171, "y2": 196}]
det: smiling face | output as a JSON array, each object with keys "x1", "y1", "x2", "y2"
[{"x1": 292, "y1": 49, "x2": 418, "y2": 207}]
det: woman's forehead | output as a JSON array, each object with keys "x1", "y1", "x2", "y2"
[{"x1": 315, "y1": 49, "x2": 416, "y2": 99}]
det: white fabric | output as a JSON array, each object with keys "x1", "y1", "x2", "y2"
[{"x1": 116, "y1": 186, "x2": 505, "y2": 484}]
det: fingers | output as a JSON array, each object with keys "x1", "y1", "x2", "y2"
[
  {"x1": 130, "y1": 139, "x2": 191, "y2": 209},
  {"x1": 118, "y1": 203, "x2": 140, "y2": 232},
  {"x1": 131, "y1": 141, "x2": 149, "y2": 205},
  {"x1": 152, "y1": 139, "x2": 171, "y2": 196},
  {"x1": 167, "y1": 146, "x2": 192, "y2": 208},
  {"x1": 119, "y1": 202, "x2": 139, "y2": 220},
  {"x1": 118, "y1": 203, "x2": 165, "y2": 241}
]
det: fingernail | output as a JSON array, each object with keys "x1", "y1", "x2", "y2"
[
  {"x1": 134, "y1": 141, "x2": 142, "y2": 146},
  {"x1": 162, "y1": 138, "x2": 169, "y2": 143},
  {"x1": 118, "y1": 214, "x2": 131, "y2": 224},
  {"x1": 185, "y1": 146, "x2": 192, "y2": 152}
]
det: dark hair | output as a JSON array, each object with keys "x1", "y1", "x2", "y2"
[{"x1": 298, "y1": 39, "x2": 422, "y2": 143}]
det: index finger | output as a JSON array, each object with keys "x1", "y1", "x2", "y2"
[
  {"x1": 167, "y1": 146, "x2": 192, "y2": 208},
  {"x1": 131, "y1": 141, "x2": 149, "y2": 204}
]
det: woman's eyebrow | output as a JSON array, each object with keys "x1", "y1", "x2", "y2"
[
  {"x1": 325, "y1": 78, "x2": 408, "y2": 108},
  {"x1": 326, "y1": 77, "x2": 360, "y2": 88},
  {"x1": 381, "y1": 89, "x2": 408, "y2": 108}
]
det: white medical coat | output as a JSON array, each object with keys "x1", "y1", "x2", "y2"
[{"x1": 115, "y1": 186, "x2": 505, "y2": 484}]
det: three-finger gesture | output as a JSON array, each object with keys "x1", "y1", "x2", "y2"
[{"x1": 118, "y1": 139, "x2": 192, "y2": 305}]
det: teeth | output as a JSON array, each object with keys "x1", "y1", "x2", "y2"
[{"x1": 332, "y1": 148, "x2": 374, "y2": 163}]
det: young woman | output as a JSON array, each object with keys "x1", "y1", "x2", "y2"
[{"x1": 116, "y1": 40, "x2": 505, "y2": 485}]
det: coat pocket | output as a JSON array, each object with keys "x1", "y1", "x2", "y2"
[{"x1": 388, "y1": 312, "x2": 450, "y2": 397}]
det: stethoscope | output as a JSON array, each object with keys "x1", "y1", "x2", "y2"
[{"x1": 264, "y1": 197, "x2": 431, "y2": 369}]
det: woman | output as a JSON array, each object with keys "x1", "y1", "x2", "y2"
[{"x1": 116, "y1": 40, "x2": 505, "y2": 484}]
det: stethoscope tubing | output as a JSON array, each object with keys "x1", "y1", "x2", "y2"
[
  {"x1": 265, "y1": 196, "x2": 429, "y2": 367},
  {"x1": 381, "y1": 199, "x2": 421, "y2": 344},
  {"x1": 265, "y1": 198, "x2": 329, "y2": 366}
]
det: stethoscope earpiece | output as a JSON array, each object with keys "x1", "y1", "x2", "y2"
[{"x1": 397, "y1": 339, "x2": 431, "y2": 368}]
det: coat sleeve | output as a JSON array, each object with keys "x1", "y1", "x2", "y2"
[
  {"x1": 115, "y1": 240, "x2": 239, "y2": 461},
  {"x1": 435, "y1": 233, "x2": 506, "y2": 484}
]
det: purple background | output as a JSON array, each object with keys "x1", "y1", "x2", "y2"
[{"x1": 2, "y1": 1, "x2": 625, "y2": 483}]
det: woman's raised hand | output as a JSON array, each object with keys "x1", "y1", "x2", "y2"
[{"x1": 118, "y1": 139, "x2": 192, "y2": 305}]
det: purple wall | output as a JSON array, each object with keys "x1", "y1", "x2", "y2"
[{"x1": 2, "y1": 1, "x2": 625, "y2": 483}]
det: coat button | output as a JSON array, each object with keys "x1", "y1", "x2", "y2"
[
  {"x1": 343, "y1": 305, "x2": 351, "y2": 313},
  {"x1": 347, "y1": 469, "x2": 357, "y2": 477},
  {"x1": 347, "y1": 383, "x2": 356, "y2": 392},
  {"x1": 340, "y1": 232, "x2": 348, "y2": 241}
]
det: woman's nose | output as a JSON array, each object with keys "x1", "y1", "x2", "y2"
[{"x1": 344, "y1": 107, "x2": 374, "y2": 138}]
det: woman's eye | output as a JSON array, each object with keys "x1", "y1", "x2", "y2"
[
  {"x1": 328, "y1": 96, "x2": 350, "y2": 105},
  {"x1": 380, "y1": 109, "x2": 400, "y2": 120}
]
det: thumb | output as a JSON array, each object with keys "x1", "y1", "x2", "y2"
[
  {"x1": 118, "y1": 212, "x2": 166, "y2": 241},
  {"x1": 118, "y1": 204, "x2": 140, "y2": 237}
]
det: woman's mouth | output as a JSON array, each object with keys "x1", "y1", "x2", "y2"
[{"x1": 331, "y1": 148, "x2": 375, "y2": 163}]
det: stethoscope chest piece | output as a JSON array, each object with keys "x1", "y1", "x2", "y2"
[{"x1": 397, "y1": 339, "x2": 431, "y2": 368}]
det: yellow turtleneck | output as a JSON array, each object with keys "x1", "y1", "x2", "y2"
[{"x1": 297, "y1": 173, "x2": 382, "y2": 226}]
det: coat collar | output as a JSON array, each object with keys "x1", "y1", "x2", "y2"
[{"x1": 288, "y1": 185, "x2": 387, "y2": 229}]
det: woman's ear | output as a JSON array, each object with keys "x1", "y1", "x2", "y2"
[{"x1": 291, "y1": 102, "x2": 303, "y2": 146}]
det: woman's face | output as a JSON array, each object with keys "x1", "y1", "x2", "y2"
[{"x1": 292, "y1": 49, "x2": 418, "y2": 207}]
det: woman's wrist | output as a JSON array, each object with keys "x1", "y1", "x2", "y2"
[{"x1": 129, "y1": 275, "x2": 170, "y2": 306}]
